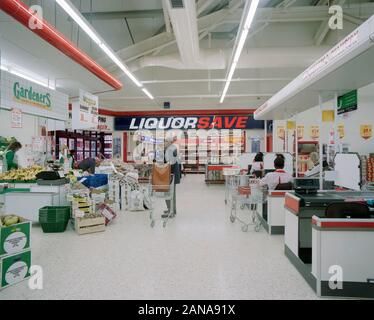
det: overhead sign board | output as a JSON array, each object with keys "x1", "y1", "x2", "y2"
[
  {"x1": 72, "y1": 90, "x2": 99, "y2": 130},
  {"x1": 337, "y1": 90, "x2": 357, "y2": 114},
  {"x1": 0, "y1": 70, "x2": 68, "y2": 121},
  {"x1": 114, "y1": 115, "x2": 264, "y2": 131}
]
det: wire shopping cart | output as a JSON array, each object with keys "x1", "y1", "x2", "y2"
[
  {"x1": 229, "y1": 175, "x2": 265, "y2": 232},
  {"x1": 147, "y1": 174, "x2": 175, "y2": 228},
  {"x1": 223, "y1": 167, "x2": 241, "y2": 205}
]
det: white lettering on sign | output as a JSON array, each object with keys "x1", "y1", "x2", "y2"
[
  {"x1": 130, "y1": 118, "x2": 138, "y2": 130},
  {"x1": 303, "y1": 29, "x2": 359, "y2": 81}
]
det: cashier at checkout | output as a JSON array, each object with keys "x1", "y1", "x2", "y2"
[{"x1": 259, "y1": 154, "x2": 293, "y2": 190}]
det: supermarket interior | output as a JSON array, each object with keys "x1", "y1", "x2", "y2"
[{"x1": 1, "y1": 0, "x2": 374, "y2": 301}]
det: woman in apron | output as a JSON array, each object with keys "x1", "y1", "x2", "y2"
[{"x1": 3, "y1": 141, "x2": 22, "y2": 172}]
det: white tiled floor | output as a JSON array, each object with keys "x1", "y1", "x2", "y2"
[{"x1": 0, "y1": 175, "x2": 320, "y2": 300}]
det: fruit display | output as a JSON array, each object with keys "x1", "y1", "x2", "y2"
[
  {"x1": 0, "y1": 165, "x2": 43, "y2": 181},
  {"x1": 0, "y1": 215, "x2": 21, "y2": 227}
]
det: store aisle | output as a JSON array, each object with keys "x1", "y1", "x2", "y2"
[{"x1": 0, "y1": 175, "x2": 319, "y2": 300}]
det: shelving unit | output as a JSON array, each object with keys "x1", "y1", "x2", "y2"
[
  {"x1": 55, "y1": 130, "x2": 113, "y2": 162},
  {"x1": 180, "y1": 130, "x2": 246, "y2": 176}
]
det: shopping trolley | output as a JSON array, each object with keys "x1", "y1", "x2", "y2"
[
  {"x1": 223, "y1": 167, "x2": 241, "y2": 205},
  {"x1": 147, "y1": 174, "x2": 175, "y2": 228},
  {"x1": 229, "y1": 175, "x2": 264, "y2": 232}
]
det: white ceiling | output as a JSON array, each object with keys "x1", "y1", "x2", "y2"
[{"x1": 1, "y1": 0, "x2": 373, "y2": 111}]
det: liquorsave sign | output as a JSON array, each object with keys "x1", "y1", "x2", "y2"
[{"x1": 114, "y1": 115, "x2": 264, "y2": 131}]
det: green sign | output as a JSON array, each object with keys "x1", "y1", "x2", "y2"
[
  {"x1": 13, "y1": 82, "x2": 51, "y2": 109},
  {"x1": 337, "y1": 90, "x2": 357, "y2": 114},
  {"x1": 1, "y1": 249, "x2": 31, "y2": 288}
]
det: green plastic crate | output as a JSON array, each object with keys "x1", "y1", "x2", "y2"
[
  {"x1": 39, "y1": 206, "x2": 71, "y2": 221},
  {"x1": 40, "y1": 220, "x2": 69, "y2": 233}
]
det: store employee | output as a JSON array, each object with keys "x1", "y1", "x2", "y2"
[
  {"x1": 259, "y1": 154, "x2": 293, "y2": 190},
  {"x1": 77, "y1": 157, "x2": 102, "y2": 174},
  {"x1": 3, "y1": 141, "x2": 22, "y2": 171}
]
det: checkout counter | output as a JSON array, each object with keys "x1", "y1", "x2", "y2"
[{"x1": 284, "y1": 178, "x2": 374, "y2": 298}]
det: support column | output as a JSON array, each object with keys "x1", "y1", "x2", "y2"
[{"x1": 319, "y1": 94, "x2": 323, "y2": 190}]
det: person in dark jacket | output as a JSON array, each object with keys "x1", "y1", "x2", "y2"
[
  {"x1": 162, "y1": 135, "x2": 181, "y2": 218},
  {"x1": 78, "y1": 157, "x2": 102, "y2": 174}
]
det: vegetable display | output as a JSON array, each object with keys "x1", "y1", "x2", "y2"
[{"x1": 0, "y1": 165, "x2": 43, "y2": 181}]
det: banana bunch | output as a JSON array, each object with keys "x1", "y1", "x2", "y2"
[
  {"x1": 0, "y1": 215, "x2": 20, "y2": 227},
  {"x1": 0, "y1": 165, "x2": 44, "y2": 181}
]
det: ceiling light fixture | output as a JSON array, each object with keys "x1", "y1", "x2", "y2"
[
  {"x1": 55, "y1": 0, "x2": 153, "y2": 98},
  {"x1": 220, "y1": 0, "x2": 259, "y2": 103},
  {"x1": 142, "y1": 88, "x2": 154, "y2": 100},
  {"x1": 1, "y1": 64, "x2": 55, "y2": 90}
]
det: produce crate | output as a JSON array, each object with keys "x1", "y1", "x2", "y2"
[
  {"x1": 75, "y1": 216, "x2": 105, "y2": 235},
  {"x1": 0, "y1": 249, "x2": 31, "y2": 289},
  {"x1": 0, "y1": 216, "x2": 31, "y2": 257}
]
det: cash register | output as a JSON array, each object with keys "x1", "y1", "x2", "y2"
[{"x1": 293, "y1": 178, "x2": 319, "y2": 195}]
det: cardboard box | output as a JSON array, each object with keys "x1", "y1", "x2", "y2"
[
  {"x1": 0, "y1": 249, "x2": 31, "y2": 289},
  {"x1": 97, "y1": 204, "x2": 117, "y2": 225},
  {"x1": 0, "y1": 217, "x2": 31, "y2": 257},
  {"x1": 75, "y1": 216, "x2": 105, "y2": 235}
]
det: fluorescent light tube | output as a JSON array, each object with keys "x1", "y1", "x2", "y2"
[
  {"x1": 1, "y1": 64, "x2": 55, "y2": 90},
  {"x1": 56, "y1": 0, "x2": 101, "y2": 45},
  {"x1": 142, "y1": 88, "x2": 154, "y2": 100},
  {"x1": 56, "y1": 0, "x2": 150, "y2": 95},
  {"x1": 220, "y1": 0, "x2": 260, "y2": 103},
  {"x1": 99, "y1": 43, "x2": 143, "y2": 87}
]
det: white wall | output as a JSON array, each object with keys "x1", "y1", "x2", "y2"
[
  {"x1": 273, "y1": 82, "x2": 374, "y2": 156},
  {"x1": 0, "y1": 109, "x2": 38, "y2": 167}
]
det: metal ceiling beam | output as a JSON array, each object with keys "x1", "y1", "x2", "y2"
[
  {"x1": 80, "y1": 9, "x2": 164, "y2": 20},
  {"x1": 99, "y1": 5, "x2": 237, "y2": 68},
  {"x1": 224, "y1": 2, "x2": 374, "y2": 24},
  {"x1": 162, "y1": 0, "x2": 172, "y2": 34},
  {"x1": 197, "y1": 0, "x2": 220, "y2": 17},
  {"x1": 98, "y1": 2, "x2": 374, "y2": 69}
]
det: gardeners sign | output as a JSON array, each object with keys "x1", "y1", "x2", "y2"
[
  {"x1": 13, "y1": 82, "x2": 51, "y2": 109},
  {"x1": 0, "y1": 70, "x2": 68, "y2": 121}
]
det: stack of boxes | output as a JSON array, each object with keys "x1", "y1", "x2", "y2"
[
  {"x1": 0, "y1": 216, "x2": 31, "y2": 290},
  {"x1": 108, "y1": 176, "x2": 121, "y2": 212}
]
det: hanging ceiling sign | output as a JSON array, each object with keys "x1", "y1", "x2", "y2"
[
  {"x1": 360, "y1": 124, "x2": 372, "y2": 140},
  {"x1": 310, "y1": 125, "x2": 320, "y2": 139},
  {"x1": 97, "y1": 115, "x2": 114, "y2": 132},
  {"x1": 0, "y1": 70, "x2": 68, "y2": 121},
  {"x1": 114, "y1": 115, "x2": 264, "y2": 131},
  {"x1": 297, "y1": 125, "x2": 304, "y2": 140},
  {"x1": 338, "y1": 124, "x2": 345, "y2": 139},
  {"x1": 72, "y1": 89, "x2": 99, "y2": 130},
  {"x1": 276, "y1": 126, "x2": 285, "y2": 140},
  {"x1": 337, "y1": 90, "x2": 357, "y2": 114}
]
